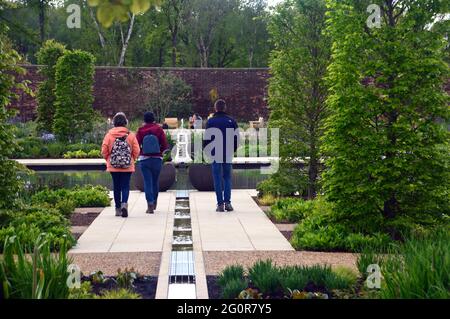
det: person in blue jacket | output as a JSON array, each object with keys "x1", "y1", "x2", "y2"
[{"x1": 204, "y1": 99, "x2": 240, "y2": 212}]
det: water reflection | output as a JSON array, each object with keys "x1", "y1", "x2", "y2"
[{"x1": 29, "y1": 169, "x2": 268, "y2": 190}]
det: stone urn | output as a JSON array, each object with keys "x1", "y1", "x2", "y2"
[
  {"x1": 188, "y1": 163, "x2": 214, "y2": 191},
  {"x1": 135, "y1": 162, "x2": 176, "y2": 192}
]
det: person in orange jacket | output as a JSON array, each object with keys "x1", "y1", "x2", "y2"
[{"x1": 102, "y1": 112, "x2": 140, "y2": 218}]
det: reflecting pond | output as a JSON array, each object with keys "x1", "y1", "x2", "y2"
[{"x1": 28, "y1": 168, "x2": 268, "y2": 191}]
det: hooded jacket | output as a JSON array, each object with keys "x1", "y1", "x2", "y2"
[{"x1": 101, "y1": 127, "x2": 140, "y2": 172}]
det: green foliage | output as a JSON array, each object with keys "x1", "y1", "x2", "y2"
[
  {"x1": 248, "y1": 260, "x2": 280, "y2": 295},
  {"x1": 53, "y1": 50, "x2": 96, "y2": 142},
  {"x1": 278, "y1": 266, "x2": 309, "y2": 292},
  {"x1": 68, "y1": 282, "x2": 96, "y2": 299},
  {"x1": 12, "y1": 121, "x2": 37, "y2": 139},
  {"x1": 36, "y1": 40, "x2": 66, "y2": 133},
  {"x1": 356, "y1": 247, "x2": 386, "y2": 280},
  {"x1": 88, "y1": 0, "x2": 161, "y2": 28},
  {"x1": 218, "y1": 260, "x2": 357, "y2": 298},
  {"x1": 268, "y1": 0, "x2": 331, "y2": 198},
  {"x1": 270, "y1": 197, "x2": 315, "y2": 223},
  {"x1": 323, "y1": 0, "x2": 450, "y2": 238},
  {"x1": 218, "y1": 264, "x2": 246, "y2": 288},
  {"x1": 89, "y1": 270, "x2": 107, "y2": 284},
  {"x1": 380, "y1": 229, "x2": 450, "y2": 299},
  {"x1": 0, "y1": 204, "x2": 76, "y2": 252},
  {"x1": 257, "y1": 194, "x2": 278, "y2": 207},
  {"x1": 13, "y1": 139, "x2": 101, "y2": 159},
  {"x1": 332, "y1": 266, "x2": 358, "y2": 288},
  {"x1": 279, "y1": 264, "x2": 354, "y2": 291},
  {"x1": 0, "y1": 234, "x2": 72, "y2": 299},
  {"x1": 143, "y1": 71, "x2": 193, "y2": 123},
  {"x1": 0, "y1": 32, "x2": 29, "y2": 209},
  {"x1": 69, "y1": 185, "x2": 111, "y2": 207},
  {"x1": 257, "y1": 167, "x2": 307, "y2": 197},
  {"x1": 98, "y1": 288, "x2": 141, "y2": 299},
  {"x1": 66, "y1": 143, "x2": 101, "y2": 153},
  {"x1": 32, "y1": 185, "x2": 110, "y2": 208},
  {"x1": 53, "y1": 199, "x2": 77, "y2": 218},
  {"x1": 290, "y1": 198, "x2": 391, "y2": 251},
  {"x1": 63, "y1": 150, "x2": 102, "y2": 159},
  {"x1": 221, "y1": 279, "x2": 248, "y2": 299},
  {"x1": 115, "y1": 268, "x2": 138, "y2": 290}
]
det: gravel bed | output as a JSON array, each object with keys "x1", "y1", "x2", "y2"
[
  {"x1": 69, "y1": 252, "x2": 162, "y2": 276},
  {"x1": 204, "y1": 251, "x2": 357, "y2": 275}
]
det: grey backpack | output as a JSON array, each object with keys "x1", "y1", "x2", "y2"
[{"x1": 110, "y1": 133, "x2": 132, "y2": 168}]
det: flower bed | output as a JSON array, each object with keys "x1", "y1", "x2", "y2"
[{"x1": 210, "y1": 260, "x2": 360, "y2": 299}]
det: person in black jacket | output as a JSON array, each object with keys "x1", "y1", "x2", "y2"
[{"x1": 204, "y1": 99, "x2": 239, "y2": 212}]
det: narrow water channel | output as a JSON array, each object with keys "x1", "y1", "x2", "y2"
[{"x1": 167, "y1": 169, "x2": 197, "y2": 299}]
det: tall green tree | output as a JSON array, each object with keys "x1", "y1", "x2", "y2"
[
  {"x1": 24, "y1": 0, "x2": 50, "y2": 43},
  {"x1": 36, "y1": 39, "x2": 66, "y2": 133},
  {"x1": 323, "y1": 0, "x2": 449, "y2": 237},
  {"x1": 186, "y1": 0, "x2": 238, "y2": 67},
  {"x1": 0, "y1": 27, "x2": 29, "y2": 208},
  {"x1": 268, "y1": 0, "x2": 331, "y2": 198},
  {"x1": 53, "y1": 50, "x2": 96, "y2": 142}
]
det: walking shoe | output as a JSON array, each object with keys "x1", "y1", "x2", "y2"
[
  {"x1": 216, "y1": 204, "x2": 225, "y2": 212},
  {"x1": 121, "y1": 203, "x2": 128, "y2": 218},
  {"x1": 115, "y1": 208, "x2": 122, "y2": 216},
  {"x1": 146, "y1": 203, "x2": 155, "y2": 214},
  {"x1": 224, "y1": 203, "x2": 234, "y2": 212}
]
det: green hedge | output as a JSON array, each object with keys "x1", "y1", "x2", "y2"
[
  {"x1": 36, "y1": 40, "x2": 66, "y2": 133},
  {"x1": 13, "y1": 137, "x2": 100, "y2": 159},
  {"x1": 32, "y1": 185, "x2": 110, "y2": 208},
  {"x1": 54, "y1": 50, "x2": 96, "y2": 142}
]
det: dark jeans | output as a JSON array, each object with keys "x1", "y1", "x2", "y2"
[
  {"x1": 110, "y1": 172, "x2": 132, "y2": 209},
  {"x1": 211, "y1": 162, "x2": 232, "y2": 206},
  {"x1": 140, "y1": 158, "x2": 163, "y2": 205}
]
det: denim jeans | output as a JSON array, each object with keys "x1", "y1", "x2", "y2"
[
  {"x1": 211, "y1": 162, "x2": 232, "y2": 206},
  {"x1": 110, "y1": 172, "x2": 132, "y2": 209},
  {"x1": 140, "y1": 158, "x2": 163, "y2": 205}
]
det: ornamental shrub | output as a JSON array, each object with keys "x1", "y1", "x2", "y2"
[
  {"x1": 53, "y1": 50, "x2": 96, "y2": 142},
  {"x1": 36, "y1": 40, "x2": 66, "y2": 133}
]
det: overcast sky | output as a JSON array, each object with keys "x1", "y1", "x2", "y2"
[{"x1": 268, "y1": 0, "x2": 284, "y2": 6}]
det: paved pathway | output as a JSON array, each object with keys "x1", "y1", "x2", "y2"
[
  {"x1": 69, "y1": 191, "x2": 174, "y2": 253},
  {"x1": 70, "y1": 189, "x2": 293, "y2": 253},
  {"x1": 190, "y1": 190, "x2": 294, "y2": 251}
]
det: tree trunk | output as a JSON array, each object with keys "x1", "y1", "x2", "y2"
[
  {"x1": 248, "y1": 47, "x2": 254, "y2": 68},
  {"x1": 171, "y1": 34, "x2": 178, "y2": 67},
  {"x1": 118, "y1": 14, "x2": 135, "y2": 67},
  {"x1": 159, "y1": 46, "x2": 164, "y2": 66},
  {"x1": 197, "y1": 36, "x2": 210, "y2": 68},
  {"x1": 89, "y1": 8, "x2": 106, "y2": 48},
  {"x1": 307, "y1": 149, "x2": 318, "y2": 199},
  {"x1": 39, "y1": 1, "x2": 45, "y2": 42}
]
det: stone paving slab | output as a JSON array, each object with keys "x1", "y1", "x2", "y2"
[
  {"x1": 190, "y1": 190, "x2": 293, "y2": 251},
  {"x1": 70, "y1": 191, "x2": 174, "y2": 253}
]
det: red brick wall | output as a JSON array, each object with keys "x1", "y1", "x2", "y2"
[{"x1": 10, "y1": 65, "x2": 270, "y2": 122}]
